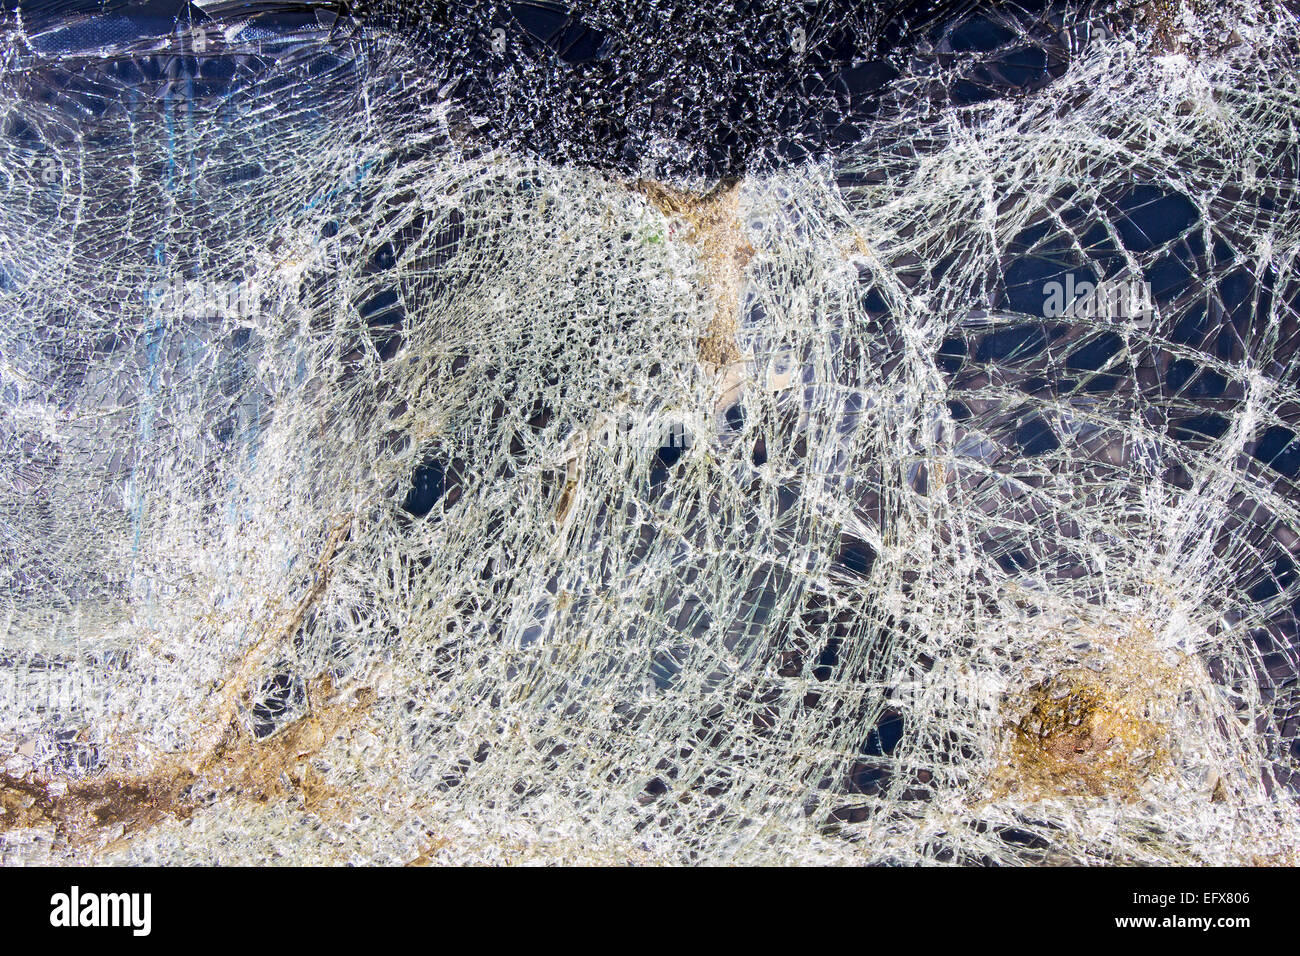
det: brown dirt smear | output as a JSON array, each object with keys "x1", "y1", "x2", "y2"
[
  {"x1": 0, "y1": 513, "x2": 372, "y2": 857},
  {"x1": 0, "y1": 675, "x2": 375, "y2": 856},
  {"x1": 198, "y1": 513, "x2": 354, "y2": 759},
  {"x1": 634, "y1": 179, "x2": 755, "y2": 367},
  {"x1": 1, "y1": 509, "x2": 377, "y2": 858}
]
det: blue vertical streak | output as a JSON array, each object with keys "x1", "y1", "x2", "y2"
[{"x1": 131, "y1": 53, "x2": 178, "y2": 581}]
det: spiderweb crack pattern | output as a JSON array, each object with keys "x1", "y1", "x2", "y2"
[{"x1": 1, "y1": 0, "x2": 1299, "y2": 864}]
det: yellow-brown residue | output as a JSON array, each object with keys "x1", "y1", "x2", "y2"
[
  {"x1": 0, "y1": 514, "x2": 365, "y2": 857},
  {"x1": 634, "y1": 179, "x2": 755, "y2": 367},
  {"x1": 404, "y1": 834, "x2": 454, "y2": 866},
  {"x1": 991, "y1": 621, "x2": 1192, "y2": 802},
  {"x1": 0, "y1": 674, "x2": 373, "y2": 855}
]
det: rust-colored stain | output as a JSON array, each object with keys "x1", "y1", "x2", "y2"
[
  {"x1": 997, "y1": 675, "x2": 1169, "y2": 800},
  {"x1": 989, "y1": 622, "x2": 1195, "y2": 803}
]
